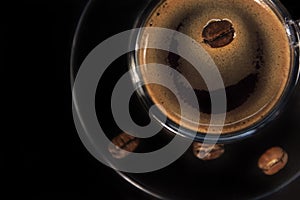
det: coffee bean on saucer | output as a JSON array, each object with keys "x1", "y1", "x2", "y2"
[
  {"x1": 202, "y1": 19, "x2": 235, "y2": 48},
  {"x1": 193, "y1": 142, "x2": 225, "y2": 160},
  {"x1": 108, "y1": 132, "x2": 140, "y2": 159},
  {"x1": 258, "y1": 146, "x2": 288, "y2": 175}
]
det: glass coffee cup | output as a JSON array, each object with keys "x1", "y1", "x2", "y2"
[{"x1": 129, "y1": 0, "x2": 300, "y2": 143}]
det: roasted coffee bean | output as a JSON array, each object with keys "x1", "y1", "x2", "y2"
[
  {"x1": 193, "y1": 142, "x2": 225, "y2": 160},
  {"x1": 108, "y1": 132, "x2": 140, "y2": 159},
  {"x1": 202, "y1": 19, "x2": 235, "y2": 48},
  {"x1": 258, "y1": 146, "x2": 288, "y2": 175}
]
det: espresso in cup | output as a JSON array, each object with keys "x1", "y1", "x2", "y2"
[{"x1": 136, "y1": 0, "x2": 292, "y2": 134}]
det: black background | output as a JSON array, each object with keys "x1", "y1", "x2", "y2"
[{"x1": 6, "y1": 0, "x2": 299, "y2": 199}]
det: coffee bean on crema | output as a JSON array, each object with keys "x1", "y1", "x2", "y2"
[
  {"x1": 258, "y1": 146, "x2": 288, "y2": 175},
  {"x1": 202, "y1": 19, "x2": 235, "y2": 48},
  {"x1": 193, "y1": 142, "x2": 225, "y2": 160},
  {"x1": 108, "y1": 132, "x2": 140, "y2": 159}
]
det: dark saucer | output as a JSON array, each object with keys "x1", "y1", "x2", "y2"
[{"x1": 71, "y1": 0, "x2": 300, "y2": 199}]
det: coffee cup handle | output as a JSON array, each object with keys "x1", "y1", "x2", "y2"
[
  {"x1": 286, "y1": 19, "x2": 300, "y2": 48},
  {"x1": 296, "y1": 19, "x2": 300, "y2": 36},
  {"x1": 296, "y1": 19, "x2": 300, "y2": 27},
  {"x1": 294, "y1": 19, "x2": 300, "y2": 47},
  {"x1": 294, "y1": 19, "x2": 300, "y2": 85}
]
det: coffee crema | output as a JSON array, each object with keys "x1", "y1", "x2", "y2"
[{"x1": 136, "y1": 0, "x2": 291, "y2": 134}]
